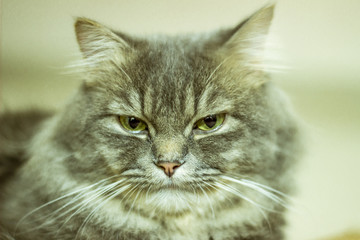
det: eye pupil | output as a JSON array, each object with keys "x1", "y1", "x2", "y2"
[
  {"x1": 194, "y1": 113, "x2": 225, "y2": 132},
  {"x1": 119, "y1": 116, "x2": 147, "y2": 132},
  {"x1": 128, "y1": 117, "x2": 140, "y2": 129},
  {"x1": 204, "y1": 115, "x2": 217, "y2": 128}
]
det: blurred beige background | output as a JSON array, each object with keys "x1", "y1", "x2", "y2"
[{"x1": 1, "y1": 0, "x2": 359, "y2": 239}]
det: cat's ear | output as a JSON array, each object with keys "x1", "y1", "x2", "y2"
[
  {"x1": 74, "y1": 17, "x2": 131, "y2": 64},
  {"x1": 222, "y1": 5, "x2": 275, "y2": 70}
]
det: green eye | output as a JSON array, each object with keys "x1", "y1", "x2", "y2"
[
  {"x1": 119, "y1": 116, "x2": 147, "y2": 132},
  {"x1": 195, "y1": 113, "x2": 225, "y2": 131}
]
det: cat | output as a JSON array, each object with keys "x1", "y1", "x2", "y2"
[{"x1": 0, "y1": 5, "x2": 301, "y2": 240}]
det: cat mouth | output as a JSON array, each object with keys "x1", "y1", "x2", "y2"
[
  {"x1": 154, "y1": 180, "x2": 217, "y2": 195},
  {"x1": 114, "y1": 173, "x2": 218, "y2": 196},
  {"x1": 161, "y1": 182, "x2": 186, "y2": 190}
]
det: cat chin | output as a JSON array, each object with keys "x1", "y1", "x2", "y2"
[
  {"x1": 99, "y1": 188, "x2": 199, "y2": 223},
  {"x1": 141, "y1": 189, "x2": 198, "y2": 215}
]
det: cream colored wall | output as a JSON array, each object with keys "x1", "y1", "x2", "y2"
[{"x1": 1, "y1": 0, "x2": 359, "y2": 239}]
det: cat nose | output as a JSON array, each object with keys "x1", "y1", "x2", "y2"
[{"x1": 155, "y1": 161, "x2": 181, "y2": 177}]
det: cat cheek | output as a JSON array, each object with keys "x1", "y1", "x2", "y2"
[{"x1": 219, "y1": 149, "x2": 246, "y2": 170}]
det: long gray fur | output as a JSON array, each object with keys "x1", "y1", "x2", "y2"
[{"x1": 0, "y1": 5, "x2": 300, "y2": 240}]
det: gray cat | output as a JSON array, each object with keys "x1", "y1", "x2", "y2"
[{"x1": 0, "y1": 5, "x2": 300, "y2": 240}]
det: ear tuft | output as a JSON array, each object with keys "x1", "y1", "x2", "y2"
[
  {"x1": 74, "y1": 17, "x2": 130, "y2": 61},
  {"x1": 223, "y1": 5, "x2": 275, "y2": 70}
]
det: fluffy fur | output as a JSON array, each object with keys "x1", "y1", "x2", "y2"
[{"x1": 0, "y1": 5, "x2": 300, "y2": 240}]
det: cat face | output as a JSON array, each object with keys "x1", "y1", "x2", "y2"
[{"x1": 49, "y1": 6, "x2": 297, "y2": 216}]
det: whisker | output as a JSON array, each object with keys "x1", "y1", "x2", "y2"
[
  {"x1": 224, "y1": 176, "x2": 284, "y2": 202},
  {"x1": 196, "y1": 183, "x2": 215, "y2": 219},
  {"x1": 220, "y1": 176, "x2": 294, "y2": 211},
  {"x1": 241, "y1": 179, "x2": 292, "y2": 199},
  {"x1": 121, "y1": 183, "x2": 144, "y2": 224},
  {"x1": 189, "y1": 183, "x2": 200, "y2": 204},
  {"x1": 53, "y1": 179, "x2": 123, "y2": 221},
  {"x1": 145, "y1": 184, "x2": 152, "y2": 203},
  {"x1": 226, "y1": 174, "x2": 290, "y2": 198},
  {"x1": 202, "y1": 181, "x2": 233, "y2": 205},
  {"x1": 214, "y1": 181, "x2": 272, "y2": 231},
  {"x1": 75, "y1": 183, "x2": 132, "y2": 240},
  {"x1": 15, "y1": 175, "x2": 120, "y2": 233},
  {"x1": 57, "y1": 179, "x2": 126, "y2": 233},
  {"x1": 215, "y1": 181, "x2": 270, "y2": 211}
]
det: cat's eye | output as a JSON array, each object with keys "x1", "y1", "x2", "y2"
[
  {"x1": 194, "y1": 113, "x2": 225, "y2": 132},
  {"x1": 119, "y1": 116, "x2": 147, "y2": 132}
]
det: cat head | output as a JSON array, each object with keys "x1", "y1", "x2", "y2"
[{"x1": 47, "y1": 5, "x2": 298, "y2": 216}]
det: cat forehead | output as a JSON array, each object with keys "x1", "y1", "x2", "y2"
[
  {"x1": 85, "y1": 33, "x2": 251, "y2": 119},
  {"x1": 134, "y1": 36, "x2": 214, "y2": 72},
  {"x1": 123, "y1": 43, "x2": 230, "y2": 110}
]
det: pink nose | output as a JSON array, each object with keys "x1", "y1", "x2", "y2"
[{"x1": 156, "y1": 161, "x2": 181, "y2": 177}]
